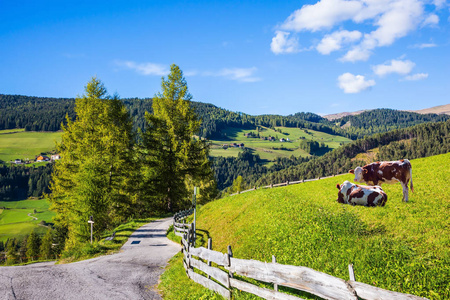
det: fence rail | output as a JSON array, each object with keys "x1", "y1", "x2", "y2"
[
  {"x1": 173, "y1": 208, "x2": 428, "y2": 300},
  {"x1": 229, "y1": 174, "x2": 344, "y2": 196}
]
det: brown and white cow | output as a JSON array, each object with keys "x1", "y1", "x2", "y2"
[
  {"x1": 336, "y1": 181, "x2": 387, "y2": 207},
  {"x1": 349, "y1": 159, "x2": 413, "y2": 202}
]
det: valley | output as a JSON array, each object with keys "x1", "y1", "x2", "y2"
[
  {"x1": 210, "y1": 126, "x2": 352, "y2": 164},
  {"x1": 0, "y1": 198, "x2": 54, "y2": 242}
]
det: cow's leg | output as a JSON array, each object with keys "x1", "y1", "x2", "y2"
[{"x1": 402, "y1": 183, "x2": 408, "y2": 202}]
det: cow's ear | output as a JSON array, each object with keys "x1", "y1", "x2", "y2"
[
  {"x1": 336, "y1": 184, "x2": 340, "y2": 189},
  {"x1": 349, "y1": 169, "x2": 354, "y2": 174},
  {"x1": 364, "y1": 169, "x2": 368, "y2": 174}
]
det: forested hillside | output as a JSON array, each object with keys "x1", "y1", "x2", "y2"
[
  {"x1": 333, "y1": 108, "x2": 449, "y2": 138},
  {"x1": 0, "y1": 95, "x2": 75, "y2": 131},
  {"x1": 0, "y1": 164, "x2": 52, "y2": 201},
  {"x1": 251, "y1": 120, "x2": 450, "y2": 187},
  {"x1": 2, "y1": 94, "x2": 448, "y2": 141}
]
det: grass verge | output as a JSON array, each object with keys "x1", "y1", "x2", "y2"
[{"x1": 58, "y1": 218, "x2": 158, "y2": 264}]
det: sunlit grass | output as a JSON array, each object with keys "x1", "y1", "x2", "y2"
[
  {"x1": 162, "y1": 153, "x2": 450, "y2": 299},
  {"x1": 0, "y1": 129, "x2": 62, "y2": 162}
]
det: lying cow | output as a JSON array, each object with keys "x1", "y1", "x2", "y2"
[
  {"x1": 336, "y1": 181, "x2": 387, "y2": 207},
  {"x1": 349, "y1": 159, "x2": 413, "y2": 202}
]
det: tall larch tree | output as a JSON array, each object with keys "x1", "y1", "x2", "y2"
[
  {"x1": 140, "y1": 64, "x2": 215, "y2": 212},
  {"x1": 50, "y1": 78, "x2": 135, "y2": 250}
]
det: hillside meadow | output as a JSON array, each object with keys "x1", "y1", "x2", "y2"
[
  {"x1": 0, "y1": 129, "x2": 62, "y2": 162},
  {"x1": 0, "y1": 199, "x2": 55, "y2": 242},
  {"x1": 209, "y1": 126, "x2": 352, "y2": 164},
  {"x1": 161, "y1": 153, "x2": 450, "y2": 300}
]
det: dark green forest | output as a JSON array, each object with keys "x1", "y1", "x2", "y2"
[
  {"x1": 0, "y1": 164, "x2": 52, "y2": 201},
  {"x1": 5, "y1": 94, "x2": 447, "y2": 140},
  {"x1": 334, "y1": 108, "x2": 449, "y2": 138}
]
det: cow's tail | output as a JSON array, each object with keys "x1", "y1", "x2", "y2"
[{"x1": 409, "y1": 165, "x2": 414, "y2": 193}]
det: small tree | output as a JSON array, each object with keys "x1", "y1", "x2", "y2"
[
  {"x1": 40, "y1": 228, "x2": 53, "y2": 260},
  {"x1": 26, "y1": 230, "x2": 41, "y2": 261},
  {"x1": 231, "y1": 176, "x2": 244, "y2": 194},
  {"x1": 6, "y1": 238, "x2": 18, "y2": 265}
]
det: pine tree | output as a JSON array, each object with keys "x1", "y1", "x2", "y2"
[
  {"x1": 50, "y1": 77, "x2": 135, "y2": 250},
  {"x1": 6, "y1": 238, "x2": 18, "y2": 265},
  {"x1": 140, "y1": 64, "x2": 214, "y2": 212},
  {"x1": 40, "y1": 228, "x2": 53, "y2": 260},
  {"x1": 26, "y1": 230, "x2": 41, "y2": 261}
]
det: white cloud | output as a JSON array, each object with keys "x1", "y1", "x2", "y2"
[
  {"x1": 338, "y1": 72, "x2": 375, "y2": 93},
  {"x1": 433, "y1": 0, "x2": 447, "y2": 9},
  {"x1": 281, "y1": 0, "x2": 362, "y2": 32},
  {"x1": 411, "y1": 43, "x2": 437, "y2": 48},
  {"x1": 203, "y1": 68, "x2": 261, "y2": 82},
  {"x1": 316, "y1": 30, "x2": 362, "y2": 54},
  {"x1": 373, "y1": 59, "x2": 415, "y2": 76},
  {"x1": 404, "y1": 73, "x2": 429, "y2": 80},
  {"x1": 216, "y1": 68, "x2": 261, "y2": 82},
  {"x1": 115, "y1": 60, "x2": 169, "y2": 76},
  {"x1": 339, "y1": 45, "x2": 372, "y2": 62},
  {"x1": 423, "y1": 14, "x2": 439, "y2": 26},
  {"x1": 271, "y1": 31, "x2": 299, "y2": 54},
  {"x1": 274, "y1": 0, "x2": 435, "y2": 61}
]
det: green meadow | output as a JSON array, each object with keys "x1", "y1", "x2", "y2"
[
  {"x1": 161, "y1": 153, "x2": 450, "y2": 299},
  {"x1": 0, "y1": 129, "x2": 62, "y2": 162},
  {"x1": 0, "y1": 199, "x2": 55, "y2": 242},
  {"x1": 209, "y1": 126, "x2": 352, "y2": 164}
]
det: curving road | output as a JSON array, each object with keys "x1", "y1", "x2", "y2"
[{"x1": 0, "y1": 218, "x2": 180, "y2": 300}]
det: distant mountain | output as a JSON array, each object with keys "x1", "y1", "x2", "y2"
[
  {"x1": 407, "y1": 104, "x2": 450, "y2": 116},
  {"x1": 323, "y1": 103, "x2": 450, "y2": 120},
  {"x1": 322, "y1": 109, "x2": 369, "y2": 121}
]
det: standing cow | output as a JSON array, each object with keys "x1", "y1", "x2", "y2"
[
  {"x1": 349, "y1": 159, "x2": 413, "y2": 202},
  {"x1": 336, "y1": 181, "x2": 387, "y2": 206}
]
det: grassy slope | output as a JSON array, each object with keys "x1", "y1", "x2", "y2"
[
  {"x1": 0, "y1": 199, "x2": 55, "y2": 242},
  {"x1": 161, "y1": 153, "x2": 450, "y2": 299},
  {"x1": 0, "y1": 129, "x2": 62, "y2": 162},
  {"x1": 209, "y1": 126, "x2": 351, "y2": 164}
]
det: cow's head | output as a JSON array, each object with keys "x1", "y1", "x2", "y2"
[{"x1": 349, "y1": 166, "x2": 366, "y2": 182}]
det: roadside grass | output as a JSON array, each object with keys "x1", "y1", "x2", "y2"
[
  {"x1": 0, "y1": 198, "x2": 55, "y2": 242},
  {"x1": 161, "y1": 153, "x2": 450, "y2": 300},
  {"x1": 58, "y1": 218, "x2": 158, "y2": 264},
  {"x1": 0, "y1": 129, "x2": 62, "y2": 162}
]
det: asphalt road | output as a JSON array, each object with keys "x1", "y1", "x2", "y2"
[{"x1": 0, "y1": 218, "x2": 180, "y2": 300}]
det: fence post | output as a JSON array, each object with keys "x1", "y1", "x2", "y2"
[
  {"x1": 272, "y1": 255, "x2": 278, "y2": 291},
  {"x1": 207, "y1": 238, "x2": 212, "y2": 279},
  {"x1": 270, "y1": 183, "x2": 273, "y2": 188},
  {"x1": 348, "y1": 263, "x2": 356, "y2": 281},
  {"x1": 227, "y1": 245, "x2": 234, "y2": 279}
]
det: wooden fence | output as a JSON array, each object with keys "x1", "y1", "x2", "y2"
[
  {"x1": 229, "y1": 174, "x2": 343, "y2": 197},
  {"x1": 173, "y1": 209, "x2": 428, "y2": 300}
]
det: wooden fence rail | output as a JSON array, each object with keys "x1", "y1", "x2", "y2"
[
  {"x1": 172, "y1": 208, "x2": 428, "y2": 300},
  {"x1": 229, "y1": 174, "x2": 344, "y2": 196}
]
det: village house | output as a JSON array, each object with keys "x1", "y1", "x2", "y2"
[
  {"x1": 51, "y1": 154, "x2": 61, "y2": 161},
  {"x1": 36, "y1": 155, "x2": 50, "y2": 162}
]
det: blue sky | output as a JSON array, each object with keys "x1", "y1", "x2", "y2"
[{"x1": 1, "y1": 0, "x2": 449, "y2": 116}]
